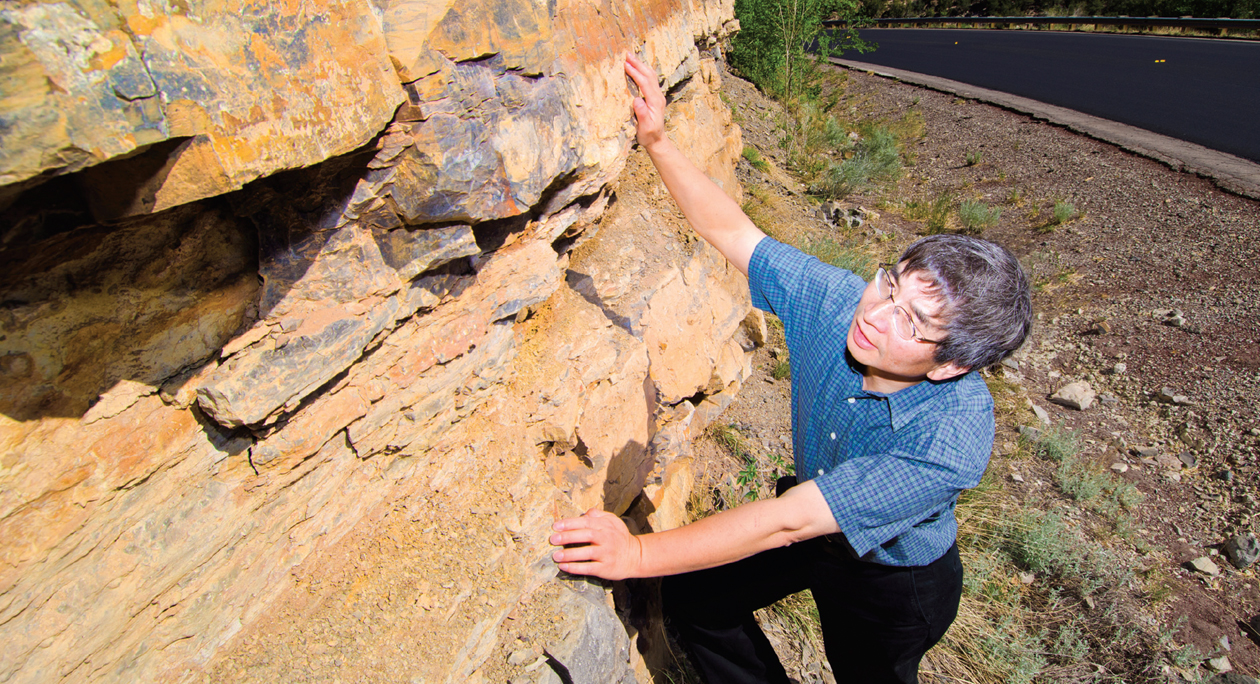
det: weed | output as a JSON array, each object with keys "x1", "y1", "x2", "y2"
[
  {"x1": 1006, "y1": 187, "x2": 1024, "y2": 205},
  {"x1": 888, "y1": 109, "x2": 926, "y2": 149},
  {"x1": 957, "y1": 199, "x2": 1001, "y2": 234},
  {"x1": 771, "y1": 357, "x2": 791, "y2": 380},
  {"x1": 965, "y1": 150, "x2": 984, "y2": 166},
  {"x1": 710, "y1": 423, "x2": 750, "y2": 461},
  {"x1": 742, "y1": 145, "x2": 771, "y2": 173},
  {"x1": 1169, "y1": 643, "x2": 1205, "y2": 668},
  {"x1": 741, "y1": 186, "x2": 778, "y2": 239},
  {"x1": 1052, "y1": 201, "x2": 1077, "y2": 225},
  {"x1": 902, "y1": 192, "x2": 953, "y2": 235}
]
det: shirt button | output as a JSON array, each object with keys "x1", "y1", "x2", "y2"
[
  {"x1": 847, "y1": 397, "x2": 855, "y2": 404},
  {"x1": 817, "y1": 468, "x2": 824, "y2": 476},
  {"x1": 830, "y1": 432, "x2": 836, "y2": 440}
]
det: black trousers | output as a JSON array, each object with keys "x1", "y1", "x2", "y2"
[{"x1": 661, "y1": 535, "x2": 963, "y2": 684}]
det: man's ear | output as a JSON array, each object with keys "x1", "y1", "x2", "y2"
[{"x1": 926, "y1": 361, "x2": 969, "y2": 382}]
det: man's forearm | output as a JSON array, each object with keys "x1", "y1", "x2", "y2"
[
  {"x1": 644, "y1": 138, "x2": 766, "y2": 276},
  {"x1": 635, "y1": 479, "x2": 840, "y2": 577}
]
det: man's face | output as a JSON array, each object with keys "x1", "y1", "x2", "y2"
[{"x1": 846, "y1": 264, "x2": 965, "y2": 391}]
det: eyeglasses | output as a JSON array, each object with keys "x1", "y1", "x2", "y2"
[{"x1": 875, "y1": 265, "x2": 945, "y2": 345}]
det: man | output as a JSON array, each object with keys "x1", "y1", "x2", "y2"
[{"x1": 549, "y1": 55, "x2": 1032, "y2": 683}]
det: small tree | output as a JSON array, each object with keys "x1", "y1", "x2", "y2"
[{"x1": 730, "y1": 0, "x2": 872, "y2": 104}]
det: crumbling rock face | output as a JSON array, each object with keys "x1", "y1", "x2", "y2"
[{"x1": 0, "y1": 0, "x2": 743, "y2": 682}]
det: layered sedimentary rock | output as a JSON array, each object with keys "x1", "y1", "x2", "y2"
[{"x1": 0, "y1": 0, "x2": 744, "y2": 681}]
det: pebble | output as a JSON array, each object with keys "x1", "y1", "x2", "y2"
[
  {"x1": 1109, "y1": 362, "x2": 1127, "y2": 375},
  {"x1": 1100, "y1": 393, "x2": 1119, "y2": 406},
  {"x1": 1031, "y1": 403, "x2": 1050, "y2": 425},
  {"x1": 1110, "y1": 463, "x2": 1129, "y2": 474},
  {"x1": 1135, "y1": 446, "x2": 1159, "y2": 458},
  {"x1": 1178, "y1": 451, "x2": 1198, "y2": 468},
  {"x1": 1011, "y1": 472, "x2": 1025, "y2": 483},
  {"x1": 1189, "y1": 556, "x2": 1222, "y2": 576},
  {"x1": 1156, "y1": 387, "x2": 1192, "y2": 405}
]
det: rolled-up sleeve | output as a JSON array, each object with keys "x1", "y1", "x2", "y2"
[{"x1": 816, "y1": 411, "x2": 993, "y2": 560}]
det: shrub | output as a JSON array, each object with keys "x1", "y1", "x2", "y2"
[
  {"x1": 729, "y1": 0, "x2": 870, "y2": 103},
  {"x1": 1052, "y1": 201, "x2": 1077, "y2": 225},
  {"x1": 812, "y1": 125, "x2": 901, "y2": 198},
  {"x1": 957, "y1": 199, "x2": 1001, "y2": 233}
]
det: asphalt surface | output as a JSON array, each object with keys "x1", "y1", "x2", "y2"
[{"x1": 836, "y1": 29, "x2": 1260, "y2": 163}]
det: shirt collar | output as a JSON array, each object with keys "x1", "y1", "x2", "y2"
[{"x1": 843, "y1": 350, "x2": 959, "y2": 431}]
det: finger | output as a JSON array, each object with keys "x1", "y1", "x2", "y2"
[
  {"x1": 548, "y1": 529, "x2": 595, "y2": 546},
  {"x1": 552, "y1": 545, "x2": 599, "y2": 563},
  {"x1": 624, "y1": 58, "x2": 657, "y2": 94},
  {"x1": 552, "y1": 516, "x2": 594, "y2": 532},
  {"x1": 556, "y1": 560, "x2": 601, "y2": 576}
]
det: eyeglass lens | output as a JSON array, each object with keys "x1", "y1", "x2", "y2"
[{"x1": 878, "y1": 268, "x2": 917, "y2": 341}]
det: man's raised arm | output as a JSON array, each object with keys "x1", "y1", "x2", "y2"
[{"x1": 625, "y1": 55, "x2": 766, "y2": 277}]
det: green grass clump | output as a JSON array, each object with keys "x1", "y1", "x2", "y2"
[
  {"x1": 965, "y1": 150, "x2": 984, "y2": 166},
  {"x1": 742, "y1": 145, "x2": 771, "y2": 173},
  {"x1": 957, "y1": 200, "x2": 1001, "y2": 233},
  {"x1": 771, "y1": 353, "x2": 791, "y2": 380},
  {"x1": 903, "y1": 192, "x2": 953, "y2": 234},
  {"x1": 1052, "y1": 201, "x2": 1077, "y2": 225},
  {"x1": 812, "y1": 125, "x2": 901, "y2": 199}
]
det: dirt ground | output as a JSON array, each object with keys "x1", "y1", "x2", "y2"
[{"x1": 701, "y1": 61, "x2": 1260, "y2": 682}]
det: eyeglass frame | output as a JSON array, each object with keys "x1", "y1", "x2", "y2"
[{"x1": 874, "y1": 264, "x2": 946, "y2": 345}]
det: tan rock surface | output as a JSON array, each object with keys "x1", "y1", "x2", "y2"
[{"x1": 0, "y1": 1, "x2": 745, "y2": 681}]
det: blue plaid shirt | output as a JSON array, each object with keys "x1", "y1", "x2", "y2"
[{"x1": 749, "y1": 238, "x2": 994, "y2": 567}]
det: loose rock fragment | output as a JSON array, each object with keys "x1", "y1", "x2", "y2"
[
  {"x1": 1206, "y1": 656, "x2": 1233, "y2": 673},
  {"x1": 1156, "y1": 387, "x2": 1192, "y2": 405},
  {"x1": 1050, "y1": 381, "x2": 1096, "y2": 411},
  {"x1": 1224, "y1": 533, "x2": 1260, "y2": 570},
  {"x1": 1188, "y1": 556, "x2": 1222, "y2": 576}
]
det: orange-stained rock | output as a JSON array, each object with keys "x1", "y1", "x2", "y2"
[{"x1": 0, "y1": 0, "x2": 744, "y2": 681}]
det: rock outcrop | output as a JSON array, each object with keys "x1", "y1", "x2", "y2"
[{"x1": 0, "y1": 0, "x2": 744, "y2": 682}]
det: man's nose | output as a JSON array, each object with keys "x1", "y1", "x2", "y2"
[{"x1": 864, "y1": 297, "x2": 895, "y2": 329}]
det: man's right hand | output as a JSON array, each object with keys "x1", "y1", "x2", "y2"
[{"x1": 625, "y1": 54, "x2": 667, "y2": 152}]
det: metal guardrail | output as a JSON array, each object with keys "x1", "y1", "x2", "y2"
[{"x1": 823, "y1": 16, "x2": 1260, "y2": 30}]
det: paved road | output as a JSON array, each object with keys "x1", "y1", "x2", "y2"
[{"x1": 837, "y1": 29, "x2": 1260, "y2": 163}]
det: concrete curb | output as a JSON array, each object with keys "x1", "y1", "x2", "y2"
[{"x1": 830, "y1": 58, "x2": 1260, "y2": 201}]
